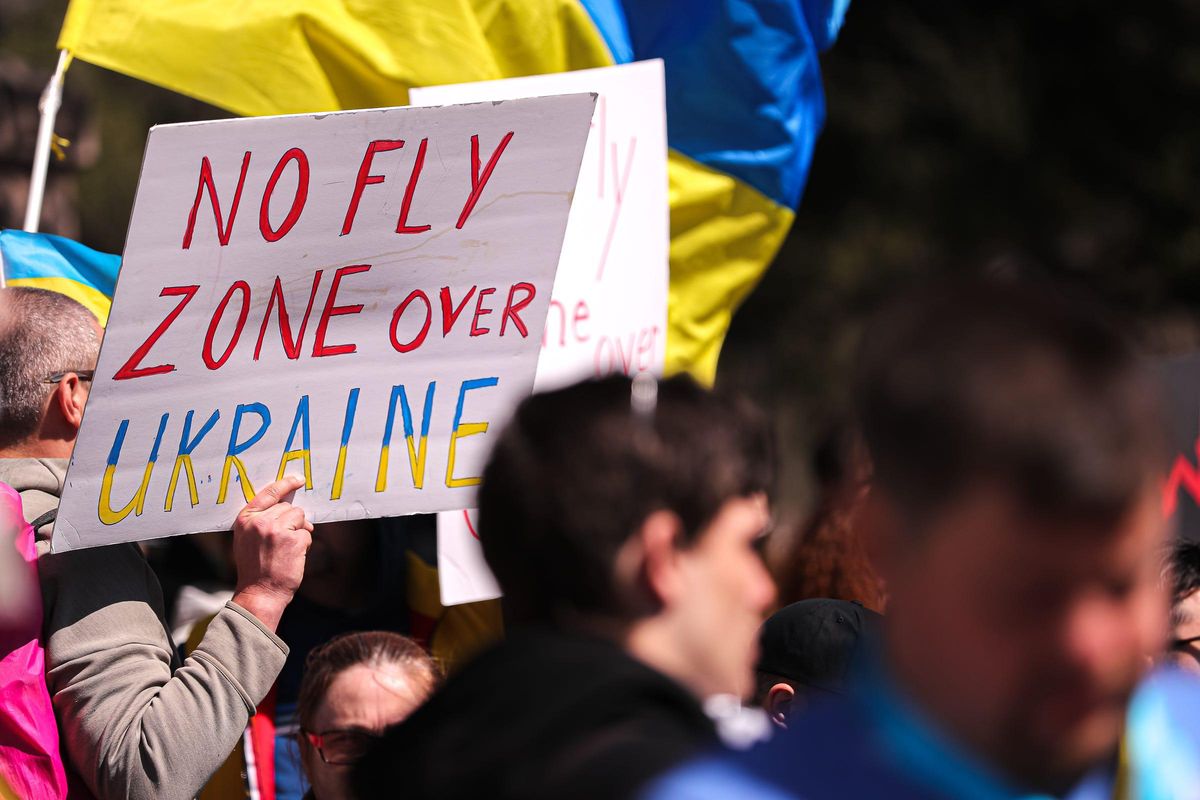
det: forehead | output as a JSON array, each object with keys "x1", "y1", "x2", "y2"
[
  {"x1": 314, "y1": 664, "x2": 427, "y2": 731},
  {"x1": 918, "y1": 482, "x2": 1167, "y2": 571}
]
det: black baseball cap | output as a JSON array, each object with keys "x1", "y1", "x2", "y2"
[{"x1": 756, "y1": 598, "x2": 882, "y2": 693}]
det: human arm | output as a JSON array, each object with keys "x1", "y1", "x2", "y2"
[{"x1": 40, "y1": 477, "x2": 312, "y2": 800}]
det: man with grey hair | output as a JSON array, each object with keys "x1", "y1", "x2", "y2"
[{"x1": 0, "y1": 286, "x2": 314, "y2": 800}]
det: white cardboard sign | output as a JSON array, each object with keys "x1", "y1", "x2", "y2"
[
  {"x1": 53, "y1": 94, "x2": 596, "y2": 552},
  {"x1": 413, "y1": 61, "x2": 669, "y2": 605}
]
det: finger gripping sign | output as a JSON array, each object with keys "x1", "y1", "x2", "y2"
[{"x1": 52, "y1": 94, "x2": 597, "y2": 552}]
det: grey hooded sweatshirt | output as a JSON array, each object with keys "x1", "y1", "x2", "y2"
[{"x1": 0, "y1": 457, "x2": 288, "y2": 800}]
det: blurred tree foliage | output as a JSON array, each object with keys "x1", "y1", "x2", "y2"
[
  {"x1": 719, "y1": 0, "x2": 1200, "y2": 504},
  {"x1": 5, "y1": 0, "x2": 1200, "y2": 510}
]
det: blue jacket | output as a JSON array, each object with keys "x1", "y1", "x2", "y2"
[{"x1": 646, "y1": 661, "x2": 1200, "y2": 800}]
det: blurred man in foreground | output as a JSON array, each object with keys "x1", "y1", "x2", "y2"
[
  {"x1": 0, "y1": 286, "x2": 313, "y2": 800},
  {"x1": 651, "y1": 280, "x2": 1186, "y2": 799},
  {"x1": 355, "y1": 375, "x2": 777, "y2": 799}
]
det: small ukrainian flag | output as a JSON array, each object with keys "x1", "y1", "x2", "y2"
[{"x1": 0, "y1": 229, "x2": 119, "y2": 325}]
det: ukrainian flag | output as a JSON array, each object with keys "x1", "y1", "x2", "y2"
[
  {"x1": 0, "y1": 229, "x2": 119, "y2": 325},
  {"x1": 57, "y1": 0, "x2": 849, "y2": 382}
]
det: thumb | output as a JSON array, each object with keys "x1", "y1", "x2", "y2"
[{"x1": 241, "y1": 475, "x2": 305, "y2": 515}]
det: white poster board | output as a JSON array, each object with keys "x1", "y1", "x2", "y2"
[
  {"x1": 413, "y1": 61, "x2": 669, "y2": 605},
  {"x1": 54, "y1": 94, "x2": 596, "y2": 552}
]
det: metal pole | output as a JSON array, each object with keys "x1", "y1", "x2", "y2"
[{"x1": 22, "y1": 50, "x2": 72, "y2": 236}]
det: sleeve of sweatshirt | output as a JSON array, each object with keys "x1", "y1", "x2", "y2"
[{"x1": 39, "y1": 542, "x2": 289, "y2": 800}]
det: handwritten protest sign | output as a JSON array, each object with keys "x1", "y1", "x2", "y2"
[
  {"x1": 53, "y1": 94, "x2": 596, "y2": 552},
  {"x1": 412, "y1": 61, "x2": 669, "y2": 604}
]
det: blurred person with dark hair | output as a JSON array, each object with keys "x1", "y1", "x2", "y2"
[
  {"x1": 0, "y1": 286, "x2": 312, "y2": 800},
  {"x1": 1167, "y1": 539, "x2": 1200, "y2": 673},
  {"x1": 354, "y1": 374, "x2": 777, "y2": 800},
  {"x1": 650, "y1": 278, "x2": 1200, "y2": 799},
  {"x1": 754, "y1": 598, "x2": 880, "y2": 728},
  {"x1": 771, "y1": 424, "x2": 884, "y2": 611},
  {"x1": 297, "y1": 631, "x2": 438, "y2": 800}
]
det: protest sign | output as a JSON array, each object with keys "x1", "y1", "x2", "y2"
[
  {"x1": 412, "y1": 61, "x2": 669, "y2": 605},
  {"x1": 1161, "y1": 352, "x2": 1200, "y2": 541},
  {"x1": 52, "y1": 94, "x2": 596, "y2": 552}
]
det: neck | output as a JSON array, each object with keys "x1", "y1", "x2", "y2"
[
  {"x1": 621, "y1": 616, "x2": 712, "y2": 700},
  {"x1": 0, "y1": 438, "x2": 71, "y2": 460}
]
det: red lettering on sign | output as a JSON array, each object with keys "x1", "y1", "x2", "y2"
[
  {"x1": 439, "y1": 285, "x2": 477, "y2": 336},
  {"x1": 253, "y1": 271, "x2": 324, "y2": 360},
  {"x1": 390, "y1": 290, "x2": 433, "y2": 353},
  {"x1": 500, "y1": 282, "x2": 536, "y2": 338},
  {"x1": 395, "y1": 137, "x2": 431, "y2": 235},
  {"x1": 259, "y1": 147, "x2": 309, "y2": 242},
  {"x1": 312, "y1": 264, "x2": 372, "y2": 357},
  {"x1": 470, "y1": 287, "x2": 496, "y2": 337},
  {"x1": 341, "y1": 140, "x2": 404, "y2": 236},
  {"x1": 203, "y1": 281, "x2": 252, "y2": 370},
  {"x1": 597, "y1": 137, "x2": 636, "y2": 280},
  {"x1": 456, "y1": 132, "x2": 514, "y2": 229},
  {"x1": 112, "y1": 285, "x2": 199, "y2": 380},
  {"x1": 1165, "y1": 441, "x2": 1200, "y2": 519},
  {"x1": 182, "y1": 152, "x2": 251, "y2": 249}
]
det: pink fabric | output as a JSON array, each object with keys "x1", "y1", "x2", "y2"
[{"x1": 0, "y1": 482, "x2": 68, "y2": 799}]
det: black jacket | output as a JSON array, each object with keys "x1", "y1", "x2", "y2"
[{"x1": 354, "y1": 629, "x2": 718, "y2": 799}]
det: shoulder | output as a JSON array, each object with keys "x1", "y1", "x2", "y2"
[
  {"x1": 1125, "y1": 668, "x2": 1200, "y2": 792},
  {"x1": 643, "y1": 753, "x2": 799, "y2": 800}
]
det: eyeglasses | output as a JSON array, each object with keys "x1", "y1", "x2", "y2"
[
  {"x1": 1170, "y1": 634, "x2": 1200, "y2": 661},
  {"x1": 301, "y1": 728, "x2": 382, "y2": 766},
  {"x1": 42, "y1": 370, "x2": 94, "y2": 384}
]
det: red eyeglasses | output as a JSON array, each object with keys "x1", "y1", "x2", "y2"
[{"x1": 301, "y1": 728, "x2": 382, "y2": 765}]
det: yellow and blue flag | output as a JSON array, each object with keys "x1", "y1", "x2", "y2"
[
  {"x1": 57, "y1": 0, "x2": 849, "y2": 382},
  {"x1": 0, "y1": 229, "x2": 119, "y2": 325}
]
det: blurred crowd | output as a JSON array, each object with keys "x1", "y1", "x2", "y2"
[{"x1": 3, "y1": 276, "x2": 1200, "y2": 800}]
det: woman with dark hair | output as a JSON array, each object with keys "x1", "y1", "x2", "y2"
[{"x1": 297, "y1": 631, "x2": 439, "y2": 800}]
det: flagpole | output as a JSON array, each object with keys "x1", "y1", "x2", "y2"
[{"x1": 22, "y1": 49, "x2": 71, "y2": 236}]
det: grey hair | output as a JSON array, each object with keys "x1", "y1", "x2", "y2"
[{"x1": 0, "y1": 287, "x2": 100, "y2": 448}]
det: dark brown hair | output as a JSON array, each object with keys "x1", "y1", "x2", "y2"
[
  {"x1": 478, "y1": 374, "x2": 774, "y2": 625},
  {"x1": 856, "y1": 278, "x2": 1166, "y2": 525}
]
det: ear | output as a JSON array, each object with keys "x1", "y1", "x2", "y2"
[
  {"x1": 52, "y1": 373, "x2": 89, "y2": 432},
  {"x1": 765, "y1": 682, "x2": 795, "y2": 728},
  {"x1": 297, "y1": 730, "x2": 317, "y2": 775},
  {"x1": 614, "y1": 509, "x2": 685, "y2": 611}
]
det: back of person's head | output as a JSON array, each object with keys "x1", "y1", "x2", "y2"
[
  {"x1": 755, "y1": 598, "x2": 881, "y2": 727},
  {"x1": 479, "y1": 375, "x2": 777, "y2": 701},
  {"x1": 857, "y1": 278, "x2": 1164, "y2": 525},
  {"x1": 0, "y1": 287, "x2": 99, "y2": 451},
  {"x1": 853, "y1": 277, "x2": 1170, "y2": 794},
  {"x1": 1168, "y1": 539, "x2": 1200, "y2": 673},
  {"x1": 298, "y1": 631, "x2": 439, "y2": 799},
  {"x1": 478, "y1": 374, "x2": 772, "y2": 626}
]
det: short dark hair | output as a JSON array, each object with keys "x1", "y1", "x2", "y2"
[
  {"x1": 1170, "y1": 539, "x2": 1200, "y2": 625},
  {"x1": 478, "y1": 374, "x2": 773, "y2": 625},
  {"x1": 856, "y1": 278, "x2": 1165, "y2": 523},
  {"x1": 0, "y1": 287, "x2": 99, "y2": 449}
]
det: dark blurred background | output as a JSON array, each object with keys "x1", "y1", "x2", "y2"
[{"x1": 4, "y1": 0, "x2": 1200, "y2": 522}]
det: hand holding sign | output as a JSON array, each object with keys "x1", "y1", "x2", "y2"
[{"x1": 230, "y1": 474, "x2": 313, "y2": 631}]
